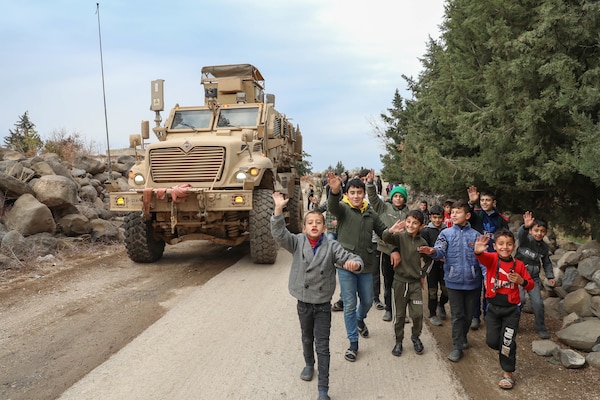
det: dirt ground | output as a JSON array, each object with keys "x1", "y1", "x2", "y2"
[{"x1": 1, "y1": 241, "x2": 598, "y2": 400}]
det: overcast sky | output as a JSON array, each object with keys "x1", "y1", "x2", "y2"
[{"x1": 0, "y1": 0, "x2": 446, "y2": 173}]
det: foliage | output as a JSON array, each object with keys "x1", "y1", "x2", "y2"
[
  {"x1": 378, "y1": 0, "x2": 600, "y2": 239},
  {"x1": 4, "y1": 111, "x2": 43, "y2": 156},
  {"x1": 43, "y1": 129, "x2": 98, "y2": 162},
  {"x1": 296, "y1": 151, "x2": 313, "y2": 176}
]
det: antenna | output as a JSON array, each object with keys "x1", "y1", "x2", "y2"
[{"x1": 96, "y1": 3, "x2": 112, "y2": 182}]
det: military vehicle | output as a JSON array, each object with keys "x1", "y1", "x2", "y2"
[{"x1": 110, "y1": 64, "x2": 304, "y2": 264}]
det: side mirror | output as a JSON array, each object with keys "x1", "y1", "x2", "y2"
[{"x1": 129, "y1": 134, "x2": 142, "y2": 148}]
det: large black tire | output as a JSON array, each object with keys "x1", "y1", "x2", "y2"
[
  {"x1": 287, "y1": 183, "x2": 303, "y2": 234},
  {"x1": 124, "y1": 212, "x2": 165, "y2": 263},
  {"x1": 249, "y1": 188, "x2": 278, "y2": 264}
]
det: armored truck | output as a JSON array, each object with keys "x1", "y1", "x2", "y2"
[{"x1": 110, "y1": 64, "x2": 303, "y2": 264}]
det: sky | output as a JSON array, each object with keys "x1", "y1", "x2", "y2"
[{"x1": 0, "y1": 0, "x2": 447, "y2": 173}]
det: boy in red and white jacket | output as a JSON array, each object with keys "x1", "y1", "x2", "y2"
[{"x1": 474, "y1": 229, "x2": 534, "y2": 391}]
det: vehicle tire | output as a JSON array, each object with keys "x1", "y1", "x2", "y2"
[
  {"x1": 249, "y1": 188, "x2": 278, "y2": 264},
  {"x1": 124, "y1": 212, "x2": 165, "y2": 263},
  {"x1": 287, "y1": 183, "x2": 303, "y2": 234}
]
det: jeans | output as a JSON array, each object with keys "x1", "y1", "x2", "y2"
[
  {"x1": 427, "y1": 262, "x2": 448, "y2": 317},
  {"x1": 297, "y1": 300, "x2": 331, "y2": 393},
  {"x1": 447, "y1": 287, "x2": 480, "y2": 350},
  {"x1": 338, "y1": 269, "x2": 374, "y2": 343},
  {"x1": 519, "y1": 277, "x2": 546, "y2": 332},
  {"x1": 473, "y1": 282, "x2": 487, "y2": 320}
]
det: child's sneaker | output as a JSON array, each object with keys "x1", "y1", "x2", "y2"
[
  {"x1": 429, "y1": 316, "x2": 442, "y2": 326},
  {"x1": 411, "y1": 336, "x2": 424, "y2": 354}
]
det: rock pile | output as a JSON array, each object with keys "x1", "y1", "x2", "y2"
[
  {"x1": 0, "y1": 147, "x2": 134, "y2": 265},
  {"x1": 537, "y1": 239, "x2": 600, "y2": 370}
]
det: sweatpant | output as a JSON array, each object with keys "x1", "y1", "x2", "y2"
[
  {"x1": 391, "y1": 279, "x2": 424, "y2": 342},
  {"x1": 485, "y1": 302, "x2": 521, "y2": 373},
  {"x1": 427, "y1": 262, "x2": 448, "y2": 317}
]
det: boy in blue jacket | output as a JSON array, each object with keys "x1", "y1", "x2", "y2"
[
  {"x1": 420, "y1": 199, "x2": 482, "y2": 362},
  {"x1": 271, "y1": 192, "x2": 363, "y2": 400}
]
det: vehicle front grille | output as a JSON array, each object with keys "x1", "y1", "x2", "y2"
[{"x1": 149, "y1": 146, "x2": 225, "y2": 183}]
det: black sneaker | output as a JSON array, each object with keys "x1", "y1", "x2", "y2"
[
  {"x1": 300, "y1": 366, "x2": 314, "y2": 381},
  {"x1": 374, "y1": 299, "x2": 385, "y2": 310},
  {"x1": 448, "y1": 349, "x2": 463, "y2": 362},
  {"x1": 470, "y1": 317, "x2": 480, "y2": 330},
  {"x1": 411, "y1": 336, "x2": 424, "y2": 354},
  {"x1": 332, "y1": 300, "x2": 344, "y2": 312},
  {"x1": 392, "y1": 342, "x2": 403, "y2": 356}
]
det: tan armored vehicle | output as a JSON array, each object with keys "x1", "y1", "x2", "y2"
[{"x1": 110, "y1": 64, "x2": 303, "y2": 264}]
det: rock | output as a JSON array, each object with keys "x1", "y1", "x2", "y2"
[
  {"x1": 0, "y1": 172, "x2": 35, "y2": 199},
  {"x1": 532, "y1": 340, "x2": 559, "y2": 356},
  {"x1": 591, "y1": 296, "x2": 600, "y2": 319},
  {"x1": 90, "y1": 219, "x2": 121, "y2": 242},
  {"x1": 32, "y1": 175, "x2": 78, "y2": 208},
  {"x1": 31, "y1": 161, "x2": 56, "y2": 176},
  {"x1": 586, "y1": 352, "x2": 600, "y2": 370},
  {"x1": 1, "y1": 230, "x2": 26, "y2": 257},
  {"x1": 557, "y1": 251, "x2": 581, "y2": 271},
  {"x1": 73, "y1": 155, "x2": 105, "y2": 175},
  {"x1": 562, "y1": 312, "x2": 583, "y2": 329},
  {"x1": 562, "y1": 267, "x2": 588, "y2": 293},
  {"x1": 556, "y1": 319, "x2": 600, "y2": 351},
  {"x1": 586, "y1": 281, "x2": 600, "y2": 296},
  {"x1": 78, "y1": 185, "x2": 98, "y2": 202},
  {"x1": 552, "y1": 348, "x2": 586, "y2": 368},
  {"x1": 4, "y1": 194, "x2": 56, "y2": 236},
  {"x1": 0, "y1": 253, "x2": 13, "y2": 267},
  {"x1": 58, "y1": 214, "x2": 91, "y2": 236},
  {"x1": 578, "y1": 256, "x2": 600, "y2": 281},
  {"x1": 24, "y1": 233, "x2": 69, "y2": 256},
  {"x1": 544, "y1": 297, "x2": 563, "y2": 319},
  {"x1": 563, "y1": 289, "x2": 593, "y2": 317}
]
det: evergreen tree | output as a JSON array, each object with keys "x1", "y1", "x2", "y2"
[
  {"x1": 296, "y1": 151, "x2": 313, "y2": 176},
  {"x1": 4, "y1": 111, "x2": 43, "y2": 156},
  {"x1": 381, "y1": 0, "x2": 600, "y2": 238}
]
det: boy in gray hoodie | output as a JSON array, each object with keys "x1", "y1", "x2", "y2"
[{"x1": 271, "y1": 192, "x2": 363, "y2": 400}]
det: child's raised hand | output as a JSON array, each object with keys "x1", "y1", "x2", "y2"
[
  {"x1": 474, "y1": 235, "x2": 489, "y2": 254},
  {"x1": 327, "y1": 172, "x2": 342, "y2": 193},
  {"x1": 523, "y1": 211, "x2": 534, "y2": 228},
  {"x1": 467, "y1": 185, "x2": 479, "y2": 204},
  {"x1": 367, "y1": 169, "x2": 375, "y2": 183},
  {"x1": 389, "y1": 219, "x2": 406, "y2": 233},
  {"x1": 272, "y1": 192, "x2": 289, "y2": 215},
  {"x1": 343, "y1": 260, "x2": 361, "y2": 271}
]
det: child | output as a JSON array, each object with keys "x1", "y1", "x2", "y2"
[
  {"x1": 474, "y1": 229, "x2": 534, "y2": 390},
  {"x1": 443, "y1": 200, "x2": 453, "y2": 228},
  {"x1": 270, "y1": 192, "x2": 363, "y2": 400},
  {"x1": 382, "y1": 210, "x2": 431, "y2": 356},
  {"x1": 326, "y1": 172, "x2": 388, "y2": 362},
  {"x1": 420, "y1": 205, "x2": 448, "y2": 326},
  {"x1": 467, "y1": 186, "x2": 509, "y2": 330},
  {"x1": 420, "y1": 199, "x2": 482, "y2": 362},
  {"x1": 366, "y1": 168, "x2": 406, "y2": 322},
  {"x1": 515, "y1": 211, "x2": 556, "y2": 339}
]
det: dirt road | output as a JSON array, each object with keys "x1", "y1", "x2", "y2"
[
  {"x1": 57, "y1": 249, "x2": 466, "y2": 400},
  {"x1": 2, "y1": 241, "x2": 598, "y2": 399}
]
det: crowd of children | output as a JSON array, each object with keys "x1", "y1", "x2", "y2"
[{"x1": 272, "y1": 172, "x2": 557, "y2": 398}]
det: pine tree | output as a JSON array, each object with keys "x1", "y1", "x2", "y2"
[
  {"x1": 4, "y1": 111, "x2": 43, "y2": 156},
  {"x1": 380, "y1": 0, "x2": 600, "y2": 238}
]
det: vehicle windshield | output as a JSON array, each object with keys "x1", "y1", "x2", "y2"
[
  {"x1": 171, "y1": 110, "x2": 212, "y2": 130},
  {"x1": 217, "y1": 107, "x2": 259, "y2": 128}
]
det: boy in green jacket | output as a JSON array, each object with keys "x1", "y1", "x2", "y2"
[{"x1": 382, "y1": 210, "x2": 432, "y2": 356}]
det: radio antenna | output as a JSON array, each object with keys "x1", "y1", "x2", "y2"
[{"x1": 96, "y1": 3, "x2": 112, "y2": 182}]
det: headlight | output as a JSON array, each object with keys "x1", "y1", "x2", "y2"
[
  {"x1": 235, "y1": 171, "x2": 247, "y2": 181},
  {"x1": 133, "y1": 174, "x2": 145, "y2": 185}
]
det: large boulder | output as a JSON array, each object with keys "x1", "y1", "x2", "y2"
[
  {"x1": 563, "y1": 289, "x2": 593, "y2": 317},
  {"x1": 58, "y1": 214, "x2": 91, "y2": 236},
  {"x1": 556, "y1": 319, "x2": 600, "y2": 351},
  {"x1": 0, "y1": 172, "x2": 35, "y2": 199},
  {"x1": 32, "y1": 175, "x2": 78, "y2": 208},
  {"x1": 4, "y1": 193, "x2": 56, "y2": 236}
]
